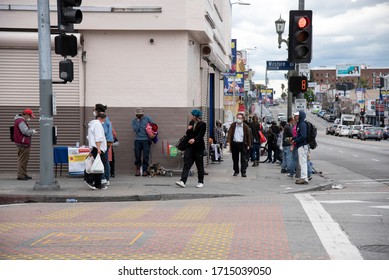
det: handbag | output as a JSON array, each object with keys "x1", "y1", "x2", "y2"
[
  {"x1": 259, "y1": 130, "x2": 267, "y2": 143},
  {"x1": 85, "y1": 155, "x2": 94, "y2": 174},
  {"x1": 90, "y1": 154, "x2": 104, "y2": 174},
  {"x1": 176, "y1": 135, "x2": 189, "y2": 151}
]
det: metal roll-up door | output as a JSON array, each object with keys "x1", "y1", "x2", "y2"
[{"x1": 0, "y1": 47, "x2": 82, "y2": 173}]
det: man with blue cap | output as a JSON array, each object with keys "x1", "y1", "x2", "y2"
[{"x1": 176, "y1": 109, "x2": 206, "y2": 188}]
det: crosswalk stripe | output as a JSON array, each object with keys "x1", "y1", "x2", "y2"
[{"x1": 296, "y1": 193, "x2": 363, "y2": 260}]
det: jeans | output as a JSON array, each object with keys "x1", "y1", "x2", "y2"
[
  {"x1": 251, "y1": 142, "x2": 260, "y2": 161},
  {"x1": 289, "y1": 147, "x2": 298, "y2": 176},
  {"x1": 281, "y1": 146, "x2": 292, "y2": 171},
  {"x1": 134, "y1": 139, "x2": 151, "y2": 172}
]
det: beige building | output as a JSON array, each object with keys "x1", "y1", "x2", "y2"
[{"x1": 0, "y1": 0, "x2": 232, "y2": 173}]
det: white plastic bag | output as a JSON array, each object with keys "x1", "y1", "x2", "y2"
[
  {"x1": 90, "y1": 154, "x2": 104, "y2": 174},
  {"x1": 85, "y1": 155, "x2": 94, "y2": 174}
]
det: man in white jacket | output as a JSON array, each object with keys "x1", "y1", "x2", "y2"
[{"x1": 85, "y1": 113, "x2": 107, "y2": 190}]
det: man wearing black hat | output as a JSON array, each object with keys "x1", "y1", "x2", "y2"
[{"x1": 13, "y1": 109, "x2": 38, "y2": 180}]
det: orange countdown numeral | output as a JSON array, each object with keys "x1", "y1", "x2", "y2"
[{"x1": 301, "y1": 79, "x2": 307, "y2": 91}]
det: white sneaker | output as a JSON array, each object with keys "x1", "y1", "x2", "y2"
[
  {"x1": 101, "y1": 179, "x2": 107, "y2": 185},
  {"x1": 196, "y1": 183, "x2": 204, "y2": 188},
  {"x1": 85, "y1": 181, "x2": 96, "y2": 190},
  {"x1": 175, "y1": 181, "x2": 185, "y2": 188},
  {"x1": 105, "y1": 181, "x2": 110, "y2": 186}
]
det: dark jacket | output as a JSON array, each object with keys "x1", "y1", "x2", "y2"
[
  {"x1": 293, "y1": 111, "x2": 308, "y2": 149},
  {"x1": 186, "y1": 120, "x2": 206, "y2": 152},
  {"x1": 227, "y1": 122, "x2": 252, "y2": 150},
  {"x1": 282, "y1": 123, "x2": 293, "y2": 146},
  {"x1": 249, "y1": 121, "x2": 261, "y2": 143}
]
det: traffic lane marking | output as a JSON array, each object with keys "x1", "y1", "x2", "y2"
[{"x1": 295, "y1": 193, "x2": 363, "y2": 260}]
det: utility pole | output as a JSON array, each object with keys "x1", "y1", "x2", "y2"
[{"x1": 34, "y1": 0, "x2": 59, "y2": 190}]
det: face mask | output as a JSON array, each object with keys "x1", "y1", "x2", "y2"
[
  {"x1": 93, "y1": 111, "x2": 97, "y2": 117},
  {"x1": 137, "y1": 114, "x2": 143, "y2": 119},
  {"x1": 236, "y1": 119, "x2": 243, "y2": 124}
]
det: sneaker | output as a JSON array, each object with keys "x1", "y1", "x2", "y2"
[
  {"x1": 295, "y1": 179, "x2": 308, "y2": 185},
  {"x1": 233, "y1": 172, "x2": 239, "y2": 176},
  {"x1": 175, "y1": 181, "x2": 185, "y2": 188},
  {"x1": 85, "y1": 181, "x2": 96, "y2": 190},
  {"x1": 101, "y1": 179, "x2": 108, "y2": 185},
  {"x1": 105, "y1": 181, "x2": 110, "y2": 186},
  {"x1": 308, "y1": 176, "x2": 313, "y2": 181},
  {"x1": 196, "y1": 183, "x2": 204, "y2": 188},
  {"x1": 100, "y1": 185, "x2": 108, "y2": 190}
]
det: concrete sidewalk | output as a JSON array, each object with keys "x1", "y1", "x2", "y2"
[{"x1": 0, "y1": 152, "x2": 334, "y2": 204}]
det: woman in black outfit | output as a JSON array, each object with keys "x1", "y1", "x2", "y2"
[{"x1": 176, "y1": 109, "x2": 206, "y2": 188}]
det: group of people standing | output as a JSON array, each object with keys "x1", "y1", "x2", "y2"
[{"x1": 223, "y1": 110, "x2": 312, "y2": 185}]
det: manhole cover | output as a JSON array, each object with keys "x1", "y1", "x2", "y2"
[{"x1": 359, "y1": 245, "x2": 389, "y2": 254}]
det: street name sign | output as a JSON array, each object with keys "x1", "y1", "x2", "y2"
[{"x1": 266, "y1": 61, "x2": 295, "y2": 71}]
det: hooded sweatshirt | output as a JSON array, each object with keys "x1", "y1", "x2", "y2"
[{"x1": 293, "y1": 111, "x2": 308, "y2": 149}]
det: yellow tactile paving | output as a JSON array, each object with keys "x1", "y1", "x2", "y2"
[{"x1": 171, "y1": 205, "x2": 212, "y2": 221}]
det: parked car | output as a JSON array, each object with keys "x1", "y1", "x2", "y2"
[
  {"x1": 277, "y1": 113, "x2": 286, "y2": 121},
  {"x1": 334, "y1": 125, "x2": 344, "y2": 136},
  {"x1": 324, "y1": 114, "x2": 336, "y2": 122},
  {"x1": 317, "y1": 110, "x2": 326, "y2": 118},
  {"x1": 357, "y1": 124, "x2": 373, "y2": 139},
  {"x1": 328, "y1": 124, "x2": 339, "y2": 135},
  {"x1": 383, "y1": 126, "x2": 389, "y2": 140},
  {"x1": 338, "y1": 126, "x2": 351, "y2": 137},
  {"x1": 360, "y1": 127, "x2": 383, "y2": 141},
  {"x1": 348, "y1": 125, "x2": 361, "y2": 138}
]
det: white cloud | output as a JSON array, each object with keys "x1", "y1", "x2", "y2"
[{"x1": 232, "y1": 0, "x2": 389, "y2": 96}]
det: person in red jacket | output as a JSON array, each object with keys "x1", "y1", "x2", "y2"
[{"x1": 13, "y1": 109, "x2": 38, "y2": 180}]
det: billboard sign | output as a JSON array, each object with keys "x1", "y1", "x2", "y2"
[
  {"x1": 223, "y1": 72, "x2": 245, "y2": 96},
  {"x1": 336, "y1": 64, "x2": 361, "y2": 77}
]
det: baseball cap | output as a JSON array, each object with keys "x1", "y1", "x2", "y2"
[
  {"x1": 23, "y1": 108, "x2": 35, "y2": 118},
  {"x1": 293, "y1": 111, "x2": 300, "y2": 116}
]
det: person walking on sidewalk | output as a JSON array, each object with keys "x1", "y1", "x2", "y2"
[
  {"x1": 291, "y1": 111, "x2": 309, "y2": 185},
  {"x1": 132, "y1": 108, "x2": 154, "y2": 176},
  {"x1": 13, "y1": 108, "x2": 38, "y2": 180},
  {"x1": 94, "y1": 104, "x2": 113, "y2": 186},
  {"x1": 249, "y1": 115, "x2": 261, "y2": 166},
  {"x1": 85, "y1": 114, "x2": 107, "y2": 190},
  {"x1": 227, "y1": 113, "x2": 251, "y2": 177},
  {"x1": 176, "y1": 109, "x2": 206, "y2": 188}
]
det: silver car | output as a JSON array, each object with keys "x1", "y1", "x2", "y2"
[
  {"x1": 360, "y1": 127, "x2": 383, "y2": 141},
  {"x1": 348, "y1": 125, "x2": 361, "y2": 138}
]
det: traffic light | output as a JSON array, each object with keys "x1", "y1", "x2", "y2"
[
  {"x1": 379, "y1": 77, "x2": 385, "y2": 88},
  {"x1": 288, "y1": 10, "x2": 312, "y2": 63},
  {"x1": 289, "y1": 76, "x2": 308, "y2": 97},
  {"x1": 335, "y1": 94, "x2": 339, "y2": 101},
  {"x1": 57, "y1": 0, "x2": 83, "y2": 33},
  {"x1": 55, "y1": 34, "x2": 78, "y2": 57},
  {"x1": 59, "y1": 59, "x2": 74, "y2": 82},
  {"x1": 360, "y1": 108, "x2": 365, "y2": 116}
]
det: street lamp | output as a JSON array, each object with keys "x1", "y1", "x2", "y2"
[{"x1": 275, "y1": 15, "x2": 288, "y2": 49}]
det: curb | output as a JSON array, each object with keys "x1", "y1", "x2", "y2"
[
  {"x1": 284, "y1": 180, "x2": 334, "y2": 194},
  {"x1": 0, "y1": 193, "x2": 242, "y2": 204}
]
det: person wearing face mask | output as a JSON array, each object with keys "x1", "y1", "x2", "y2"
[
  {"x1": 94, "y1": 104, "x2": 113, "y2": 186},
  {"x1": 13, "y1": 108, "x2": 38, "y2": 180},
  {"x1": 132, "y1": 108, "x2": 154, "y2": 176},
  {"x1": 227, "y1": 113, "x2": 252, "y2": 177},
  {"x1": 175, "y1": 109, "x2": 206, "y2": 188}
]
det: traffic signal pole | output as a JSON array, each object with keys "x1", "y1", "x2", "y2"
[{"x1": 34, "y1": 0, "x2": 59, "y2": 190}]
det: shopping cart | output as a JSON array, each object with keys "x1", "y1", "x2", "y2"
[{"x1": 159, "y1": 139, "x2": 195, "y2": 177}]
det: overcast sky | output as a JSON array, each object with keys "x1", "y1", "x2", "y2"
[{"x1": 231, "y1": 0, "x2": 389, "y2": 96}]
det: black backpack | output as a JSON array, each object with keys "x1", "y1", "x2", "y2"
[{"x1": 305, "y1": 121, "x2": 317, "y2": 149}]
